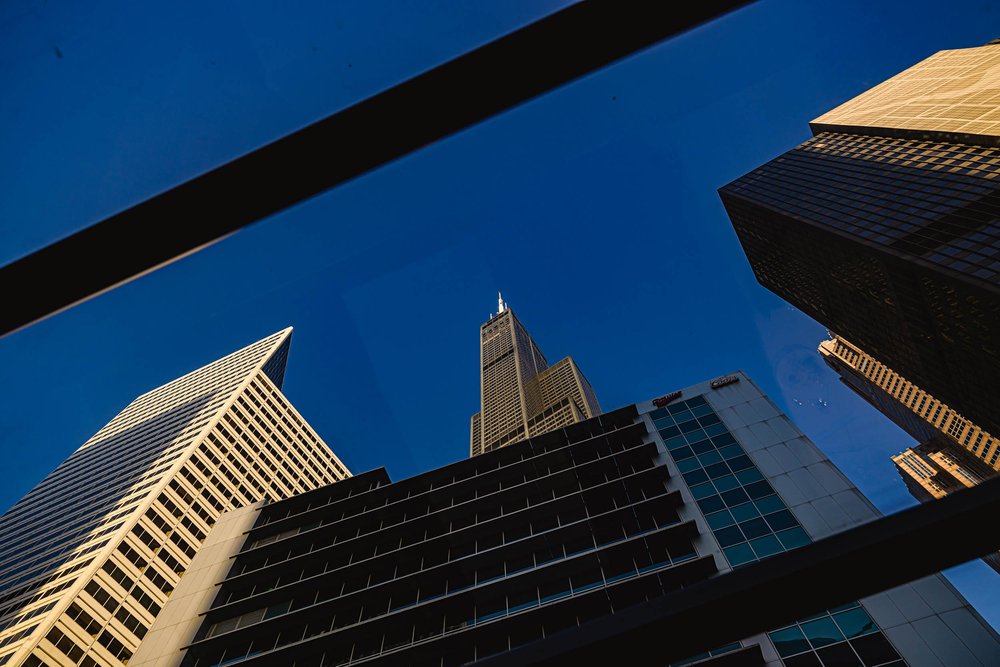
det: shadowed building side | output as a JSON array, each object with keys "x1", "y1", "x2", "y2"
[{"x1": 720, "y1": 40, "x2": 1000, "y2": 440}]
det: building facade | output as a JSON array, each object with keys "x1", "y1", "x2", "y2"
[
  {"x1": 818, "y1": 335, "x2": 1000, "y2": 468},
  {"x1": 0, "y1": 329, "x2": 350, "y2": 667},
  {"x1": 134, "y1": 373, "x2": 1000, "y2": 667},
  {"x1": 819, "y1": 335, "x2": 1000, "y2": 574},
  {"x1": 719, "y1": 41, "x2": 1000, "y2": 439},
  {"x1": 470, "y1": 298, "x2": 599, "y2": 457}
]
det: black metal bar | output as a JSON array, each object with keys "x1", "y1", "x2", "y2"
[
  {"x1": 479, "y1": 474, "x2": 1000, "y2": 665},
  {"x1": 0, "y1": 1, "x2": 752, "y2": 337}
]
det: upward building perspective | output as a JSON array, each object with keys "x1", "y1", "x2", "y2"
[
  {"x1": 0, "y1": 329, "x2": 350, "y2": 667},
  {"x1": 719, "y1": 40, "x2": 1000, "y2": 439},
  {"x1": 130, "y1": 372, "x2": 1000, "y2": 667},
  {"x1": 819, "y1": 335, "x2": 1000, "y2": 573},
  {"x1": 470, "y1": 295, "x2": 600, "y2": 457}
]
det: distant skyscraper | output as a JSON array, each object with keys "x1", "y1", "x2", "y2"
[
  {"x1": 131, "y1": 373, "x2": 1000, "y2": 666},
  {"x1": 819, "y1": 334, "x2": 1000, "y2": 573},
  {"x1": 470, "y1": 295, "x2": 599, "y2": 456},
  {"x1": 0, "y1": 329, "x2": 349, "y2": 667},
  {"x1": 719, "y1": 41, "x2": 1000, "y2": 439}
]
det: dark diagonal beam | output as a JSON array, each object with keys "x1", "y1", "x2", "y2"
[
  {"x1": 0, "y1": 1, "x2": 752, "y2": 337},
  {"x1": 479, "y1": 474, "x2": 1000, "y2": 665}
]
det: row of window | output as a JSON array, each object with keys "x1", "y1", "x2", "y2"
[
  {"x1": 214, "y1": 487, "x2": 677, "y2": 620},
  {"x1": 234, "y1": 449, "x2": 660, "y2": 579}
]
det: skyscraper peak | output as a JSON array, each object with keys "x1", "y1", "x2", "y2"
[{"x1": 470, "y1": 307, "x2": 599, "y2": 456}]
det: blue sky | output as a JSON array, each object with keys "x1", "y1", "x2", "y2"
[{"x1": 2, "y1": 0, "x2": 1000, "y2": 627}]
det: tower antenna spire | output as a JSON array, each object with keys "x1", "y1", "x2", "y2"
[{"x1": 498, "y1": 291, "x2": 506, "y2": 313}]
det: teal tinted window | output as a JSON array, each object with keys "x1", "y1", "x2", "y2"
[
  {"x1": 697, "y1": 451, "x2": 723, "y2": 466},
  {"x1": 776, "y1": 527, "x2": 811, "y2": 550},
  {"x1": 734, "y1": 468, "x2": 764, "y2": 484},
  {"x1": 658, "y1": 425, "x2": 680, "y2": 438},
  {"x1": 749, "y1": 534, "x2": 783, "y2": 558},
  {"x1": 676, "y1": 458, "x2": 701, "y2": 473},
  {"x1": 723, "y1": 543, "x2": 755, "y2": 567},
  {"x1": 764, "y1": 509, "x2": 798, "y2": 532},
  {"x1": 721, "y1": 488, "x2": 750, "y2": 507},
  {"x1": 714, "y1": 525, "x2": 745, "y2": 547},
  {"x1": 833, "y1": 608, "x2": 877, "y2": 639},
  {"x1": 691, "y1": 404, "x2": 714, "y2": 418},
  {"x1": 718, "y1": 444, "x2": 744, "y2": 459},
  {"x1": 672, "y1": 446, "x2": 694, "y2": 460},
  {"x1": 697, "y1": 412, "x2": 720, "y2": 426},
  {"x1": 729, "y1": 502, "x2": 760, "y2": 522},
  {"x1": 703, "y1": 423, "x2": 728, "y2": 437},
  {"x1": 697, "y1": 496, "x2": 725, "y2": 514},
  {"x1": 665, "y1": 436, "x2": 688, "y2": 450},
  {"x1": 682, "y1": 469, "x2": 709, "y2": 485},
  {"x1": 685, "y1": 429, "x2": 709, "y2": 444},
  {"x1": 738, "y1": 518, "x2": 771, "y2": 539},
  {"x1": 710, "y1": 432, "x2": 736, "y2": 447},
  {"x1": 770, "y1": 625, "x2": 810, "y2": 657},
  {"x1": 691, "y1": 440, "x2": 714, "y2": 455},
  {"x1": 754, "y1": 495, "x2": 785, "y2": 514},
  {"x1": 712, "y1": 475, "x2": 740, "y2": 492},
  {"x1": 800, "y1": 617, "x2": 844, "y2": 648},
  {"x1": 689, "y1": 483, "x2": 715, "y2": 499},
  {"x1": 706, "y1": 510, "x2": 734, "y2": 530}
]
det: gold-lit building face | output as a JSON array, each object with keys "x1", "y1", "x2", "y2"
[
  {"x1": 470, "y1": 301, "x2": 599, "y2": 456},
  {"x1": 0, "y1": 329, "x2": 349, "y2": 667},
  {"x1": 819, "y1": 335, "x2": 1000, "y2": 469},
  {"x1": 811, "y1": 44, "x2": 1000, "y2": 143}
]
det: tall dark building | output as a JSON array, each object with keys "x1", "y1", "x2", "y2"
[
  {"x1": 719, "y1": 42, "x2": 1000, "y2": 440},
  {"x1": 131, "y1": 373, "x2": 1000, "y2": 666}
]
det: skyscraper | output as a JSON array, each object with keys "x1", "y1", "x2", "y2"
[
  {"x1": 719, "y1": 41, "x2": 1000, "y2": 438},
  {"x1": 133, "y1": 373, "x2": 1000, "y2": 666},
  {"x1": 819, "y1": 334, "x2": 1000, "y2": 573},
  {"x1": 0, "y1": 329, "x2": 349, "y2": 667},
  {"x1": 470, "y1": 296, "x2": 599, "y2": 457}
]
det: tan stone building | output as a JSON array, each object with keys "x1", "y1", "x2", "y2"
[
  {"x1": 470, "y1": 296, "x2": 599, "y2": 456},
  {"x1": 0, "y1": 329, "x2": 349, "y2": 667},
  {"x1": 820, "y1": 334, "x2": 1000, "y2": 574}
]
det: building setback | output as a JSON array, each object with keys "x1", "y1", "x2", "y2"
[
  {"x1": 133, "y1": 373, "x2": 1000, "y2": 666},
  {"x1": 719, "y1": 41, "x2": 1000, "y2": 440},
  {"x1": 819, "y1": 334, "x2": 1000, "y2": 573},
  {"x1": 470, "y1": 297, "x2": 599, "y2": 457},
  {"x1": 0, "y1": 329, "x2": 349, "y2": 667}
]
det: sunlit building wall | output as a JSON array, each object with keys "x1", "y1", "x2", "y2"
[
  {"x1": 0, "y1": 329, "x2": 349, "y2": 667},
  {"x1": 471, "y1": 298, "x2": 599, "y2": 457},
  {"x1": 819, "y1": 335, "x2": 1000, "y2": 574}
]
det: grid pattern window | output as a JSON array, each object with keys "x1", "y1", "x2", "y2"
[
  {"x1": 769, "y1": 603, "x2": 904, "y2": 667},
  {"x1": 472, "y1": 309, "x2": 600, "y2": 456},
  {"x1": 819, "y1": 336, "x2": 1000, "y2": 473},
  {"x1": 812, "y1": 45, "x2": 1000, "y2": 141},
  {"x1": 0, "y1": 329, "x2": 351, "y2": 666},
  {"x1": 653, "y1": 396, "x2": 810, "y2": 566},
  {"x1": 721, "y1": 135, "x2": 1000, "y2": 441},
  {"x1": 179, "y1": 406, "x2": 743, "y2": 667},
  {"x1": 653, "y1": 392, "x2": 905, "y2": 665}
]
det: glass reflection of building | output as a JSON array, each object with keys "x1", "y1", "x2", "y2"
[
  {"x1": 0, "y1": 330, "x2": 349, "y2": 667},
  {"x1": 720, "y1": 41, "x2": 1000, "y2": 443}
]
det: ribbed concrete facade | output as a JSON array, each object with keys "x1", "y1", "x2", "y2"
[{"x1": 0, "y1": 330, "x2": 349, "y2": 667}]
